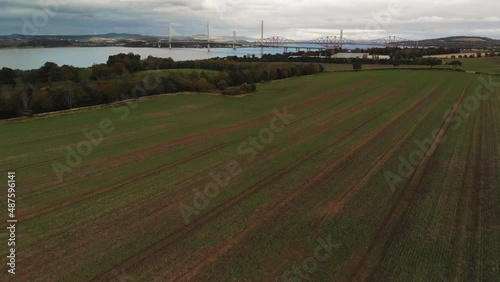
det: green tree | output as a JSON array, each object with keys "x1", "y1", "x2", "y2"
[
  {"x1": 0, "y1": 68, "x2": 17, "y2": 85},
  {"x1": 392, "y1": 59, "x2": 400, "y2": 68},
  {"x1": 37, "y1": 62, "x2": 59, "y2": 83},
  {"x1": 353, "y1": 61, "x2": 362, "y2": 71},
  {"x1": 424, "y1": 58, "x2": 441, "y2": 69},
  {"x1": 448, "y1": 60, "x2": 463, "y2": 70},
  {"x1": 194, "y1": 78, "x2": 214, "y2": 92}
]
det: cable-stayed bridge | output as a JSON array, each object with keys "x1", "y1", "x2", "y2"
[{"x1": 157, "y1": 21, "x2": 418, "y2": 54}]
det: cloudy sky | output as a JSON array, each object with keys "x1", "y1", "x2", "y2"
[{"x1": 1, "y1": 0, "x2": 499, "y2": 40}]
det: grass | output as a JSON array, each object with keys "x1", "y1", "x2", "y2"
[
  {"x1": 321, "y1": 63, "x2": 429, "y2": 72},
  {"x1": 0, "y1": 69, "x2": 498, "y2": 281},
  {"x1": 134, "y1": 68, "x2": 220, "y2": 76},
  {"x1": 323, "y1": 56, "x2": 500, "y2": 75},
  {"x1": 442, "y1": 56, "x2": 500, "y2": 74}
]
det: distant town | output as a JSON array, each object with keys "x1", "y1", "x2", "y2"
[{"x1": 1, "y1": 33, "x2": 499, "y2": 50}]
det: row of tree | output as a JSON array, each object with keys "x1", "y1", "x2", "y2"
[{"x1": 0, "y1": 54, "x2": 324, "y2": 119}]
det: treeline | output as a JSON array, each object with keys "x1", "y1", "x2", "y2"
[
  {"x1": 0, "y1": 53, "x2": 323, "y2": 119},
  {"x1": 229, "y1": 47, "x2": 500, "y2": 65}
]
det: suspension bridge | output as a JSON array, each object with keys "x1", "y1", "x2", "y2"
[{"x1": 156, "y1": 21, "x2": 418, "y2": 54}]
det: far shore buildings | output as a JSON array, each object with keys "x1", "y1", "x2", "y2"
[{"x1": 331, "y1": 53, "x2": 391, "y2": 60}]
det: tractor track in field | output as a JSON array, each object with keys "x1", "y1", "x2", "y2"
[
  {"x1": 18, "y1": 81, "x2": 374, "y2": 195},
  {"x1": 17, "y1": 85, "x2": 404, "y2": 281},
  {"x1": 470, "y1": 102, "x2": 486, "y2": 280},
  {"x1": 141, "y1": 89, "x2": 405, "y2": 280},
  {"x1": 172, "y1": 83, "x2": 444, "y2": 281},
  {"x1": 175, "y1": 83, "x2": 444, "y2": 280},
  {"x1": 448, "y1": 99, "x2": 492, "y2": 281},
  {"x1": 472, "y1": 100, "x2": 490, "y2": 280},
  {"x1": 15, "y1": 81, "x2": 375, "y2": 224},
  {"x1": 349, "y1": 79, "x2": 471, "y2": 282},
  {"x1": 20, "y1": 85, "x2": 395, "y2": 251},
  {"x1": 482, "y1": 100, "x2": 500, "y2": 280},
  {"x1": 0, "y1": 103, "x2": 207, "y2": 149},
  {"x1": 90, "y1": 86, "x2": 413, "y2": 281},
  {"x1": 318, "y1": 84, "x2": 449, "y2": 222},
  {"x1": 446, "y1": 107, "x2": 478, "y2": 281},
  {"x1": 10, "y1": 81, "x2": 373, "y2": 175},
  {"x1": 15, "y1": 140, "x2": 240, "y2": 223},
  {"x1": 2, "y1": 120, "x2": 220, "y2": 172}
]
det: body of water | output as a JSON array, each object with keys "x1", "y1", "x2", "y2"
[
  {"x1": 0, "y1": 46, "x2": 279, "y2": 70},
  {"x1": 0, "y1": 44, "x2": 384, "y2": 70}
]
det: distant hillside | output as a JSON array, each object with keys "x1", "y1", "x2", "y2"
[
  {"x1": 0, "y1": 33, "x2": 253, "y2": 42},
  {"x1": 419, "y1": 36, "x2": 500, "y2": 48}
]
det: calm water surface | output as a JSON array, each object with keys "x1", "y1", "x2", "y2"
[
  {"x1": 0, "y1": 47, "x2": 281, "y2": 70},
  {"x1": 0, "y1": 44, "x2": 382, "y2": 70}
]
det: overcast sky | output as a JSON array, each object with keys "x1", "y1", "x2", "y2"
[{"x1": 1, "y1": 0, "x2": 499, "y2": 40}]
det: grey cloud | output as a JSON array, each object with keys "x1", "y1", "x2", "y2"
[{"x1": 0, "y1": 0, "x2": 499, "y2": 39}]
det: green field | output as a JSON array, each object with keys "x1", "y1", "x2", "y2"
[
  {"x1": 443, "y1": 56, "x2": 500, "y2": 74},
  {"x1": 134, "y1": 68, "x2": 221, "y2": 76},
  {"x1": 323, "y1": 56, "x2": 500, "y2": 75},
  {"x1": 321, "y1": 63, "x2": 428, "y2": 72},
  {"x1": 1, "y1": 69, "x2": 499, "y2": 281}
]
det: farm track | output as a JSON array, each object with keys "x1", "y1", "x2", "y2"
[
  {"x1": 349, "y1": 79, "x2": 472, "y2": 282},
  {"x1": 91, "y1": 83, "x2": 438, "y2": 281}
]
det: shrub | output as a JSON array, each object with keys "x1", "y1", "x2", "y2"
[{"x1": 221, "y1": 88, "x2": 241, "y2": 96}]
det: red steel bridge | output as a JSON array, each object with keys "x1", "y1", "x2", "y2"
[{"x1": 254, "y1": 35, "x2": 417, "y2": 49}]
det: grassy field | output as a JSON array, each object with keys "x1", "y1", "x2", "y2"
[
  {"x1": 321, "y1": 63, "x2": 428, "y2": 72},
  {"x1": 442, "y1": 56, "x2": 500, "y2": 74},
  {"x1": 1, "y1": 69, "x2": 499, "y2": 281},
  {"x1": 135, "y1": 68, "x2": 221, "y2": 76},
  {"x1": 323, "y1": 56, "x2": 500, "y2": 75}
]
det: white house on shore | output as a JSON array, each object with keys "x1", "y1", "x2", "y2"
[{"x1": 331, "y1": 53, "x2": 391, "y2": 60}]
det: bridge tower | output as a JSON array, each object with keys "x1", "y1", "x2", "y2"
[
  {"x1": 340, "y1": 29, "x2": 343, "y2": 49},
  {"x1": 168, "y1": 24, "x2": 172, "y2": 49},
  {"x1": 207, "y1": 22, "x2": 211, "y2": 52},
  {"x1": 233, "y1": 31, "x2": 236, "y2": 50},
  {"x1": 261, "y1": 20, "x2": 264, "y2": 56}
]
